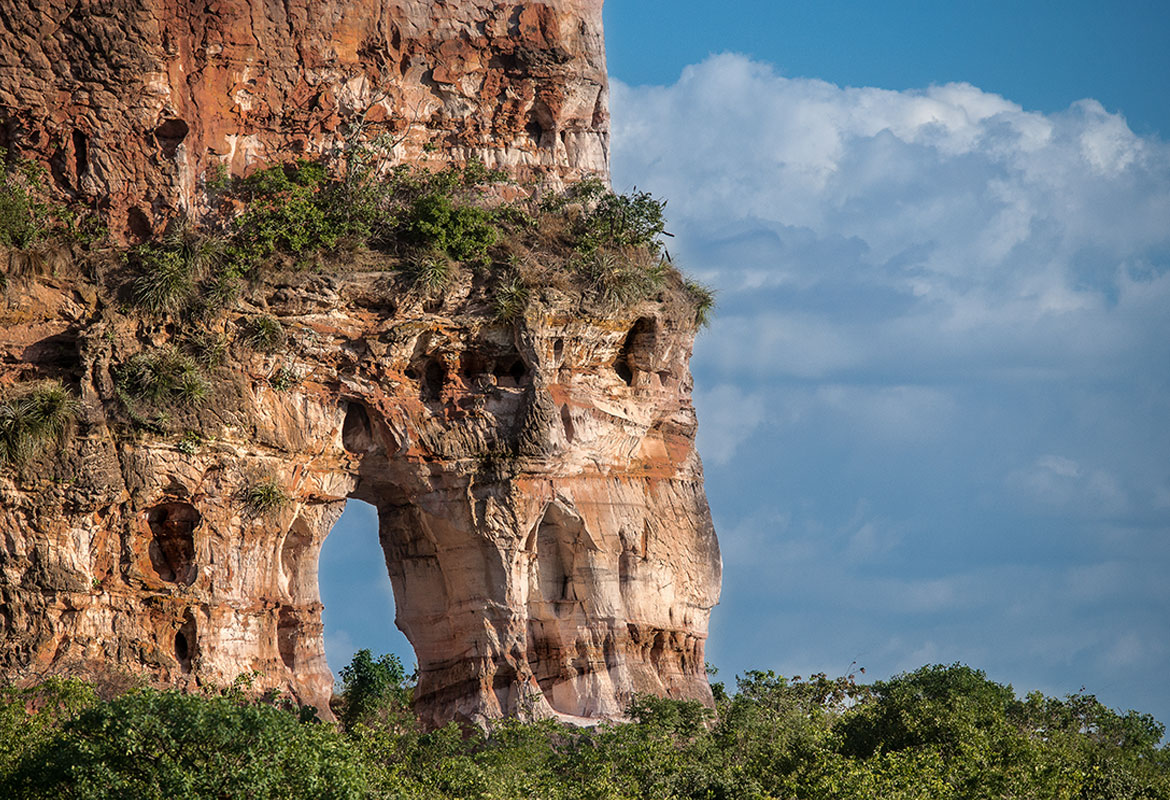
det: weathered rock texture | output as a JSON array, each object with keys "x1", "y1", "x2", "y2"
[
  {"x1": 0, "y1": 0, "x2": 722, "y2": 728},
  {"x1": 0, "y1": 260, "x2": 721, "y2": 726},
  {"x1": 0, "y1": 0, "x2": 608, "y2": 239}
]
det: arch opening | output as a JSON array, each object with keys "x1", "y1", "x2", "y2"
[{"x1": 318, "y1": 498, "x2": 416, "y2": 684}]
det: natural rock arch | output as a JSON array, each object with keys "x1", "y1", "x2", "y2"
[{"x1": 0, "y1": 272, "x2": 721, "y2": 728}]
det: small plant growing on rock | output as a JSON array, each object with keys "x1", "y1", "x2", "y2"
[
  {"x1": 492, "y1": 275, "x2": 529, "y2": 322},
  {"x1": 577, "y1": 249, "x2": 668, "y2": 308},
  {"x1": 131, "y1": 226, "x2": 226, "y2": 314},
  {"x1": 269, "y1": 363, "x2": 300, "y2": 392},
  {"x1": 0, "y1": 380, "x2": 79, "y2": 465},
  {"x1": 175, "y1": 430, "x2": 202, "y2": 456},
  {"x1": 243, "y1": 315, "x2": 285, "y2": 353},
  {"x1": 242, "y1": 477, "x2": 289, "y2": 517},
  {"x1": 181, "y1": 330, "x2": 228, "y2": 369},
  {"x1": 684, "y1": 279, "x2": 716, "y2": 328},
  {"x1": 401, "y1": 253, "x2": 453, "y2": 293},
  {"x1": 115, "y1": 348, "x2": 208, "y2": 408}
]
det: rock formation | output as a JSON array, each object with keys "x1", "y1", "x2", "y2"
[
  {"x1": 0, "y1": 0, "x2": 722, "y2": 728},
  {"x1": 0, "y1": 0, "x2": 608, "y2": 240},
  {"x1": 0, "y1": 262, "x2": 720, "y2": 726}
]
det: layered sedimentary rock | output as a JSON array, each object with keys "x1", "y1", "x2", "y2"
[
  {"x1": 0, "y1": 261, "x2": 720, "y2": 726},
  {"x1": 0, "y1": 0, "x2": 608, "y2": 239},
  {"x1": 0, "y1": 0, "x2": 722, "y2": 727}
]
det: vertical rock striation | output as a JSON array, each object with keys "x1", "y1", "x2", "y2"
[
  {"x1": 0, "y1": 0, "x2": 609, "y2": 239},
  {"x1": 0, "y1": 0, "x2": 722, "y2": 727},
  {"x1": 0, "y1": 267, "x2": 721, "y2": 726}
]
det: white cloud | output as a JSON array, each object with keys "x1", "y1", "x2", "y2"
[
  {"x1": 612, "y1": 55, "x2": 1170, "y2": 384},
  {"x1": 626, "y1": 55, "x2": 1170, "y2": 725}
]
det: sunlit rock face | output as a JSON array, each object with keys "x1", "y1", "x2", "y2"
[
  {"x1": 0, "y1": 0, "x2": 609, "y2": 239},
  {"x1": 0, "y1": 0, "x2": 721, "y2": 729},
  {"x1": 0, "y1": 265, "x2": 721, "y2": 727}
]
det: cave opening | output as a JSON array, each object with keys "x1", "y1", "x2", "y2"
[
  {"x1": 614, "y1": 317, "x2": 657, "y2": 387},
  {"x1": 317, "y1": 498, "x2": 416, "y2": 680},
  {"x1": 146, "y1": 502, "x2": 199, "y2": 585}
]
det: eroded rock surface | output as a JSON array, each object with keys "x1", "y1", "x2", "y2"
[
  {"x1": 0, "y1": 264, "x2": 720, "y2": 726},
  {"x1": 0, "y1": 0, "x2": 608, "y2": 239}
]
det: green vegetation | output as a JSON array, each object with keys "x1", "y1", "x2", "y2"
[
  {"x1": 337, "y1": 649, "x2": 411, "y2": 732},
  {"x1": 243, "y1": 314, "x2": 285, "y2": 353},
  {"x1": 242, "y1": 476, "x2": 289, "y2": 516},
  {"x1": 268, "y1": 363, "x2": 300, "y2": 391},
  {"x1": 1, "y1": 679, "x2": 362, "y2": 800},
  {"x1": 0, "y1": 149, "x2": 51, "y2": 249},
  {"x1": 8, "y1": 142, "x2": 713, "y2": 331},
  {"x1": 0, "y1": 148, "x2": 106, "y2": 251},
  {"x1": 401, "y1": 252, "x2": 454, "y2": 293},
  {"x1": 115, "y1": 347, "x2": 208, "y2": 409},
  {"x1": 492, "y1": 274, "x2": 530, "y2": 322},
  {"x1": 180, "y1": 330, "x2": 228, "y2": 369},
  {"x1": 573, "y1": 186, "x2": 669, "y2": 255},
  {"x1": 684, "y1": 279, "x2": 716, "y2": 328},
  {"x1": 1, "y1": 661, "x2": 1165, "y2": 799},
  {"x1": 0, "y1": 380, "x2": 79, "y2": 465},
  {"x1": 130, "y1": 227, "x2": 225, "y2": 313},
  {"x1": 175, "y1": 430, "x2": 203, "y2": 456},
  {"x1": 114, "y1": 146, "x2": 713, "y2": 327}
]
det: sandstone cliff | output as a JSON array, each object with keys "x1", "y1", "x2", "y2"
[
  {"x1": 0, "y1": 0, "x2": 608, "y2": 240},
  {"x1": 0, "y1": 255, "x2": 720, "y2": 726},
  {"x1": 0, "y1": 0, "x2": 721, "y2": 728}
]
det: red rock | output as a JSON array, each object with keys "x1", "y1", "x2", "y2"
[{"x1": 0, "y1": 0, "x2": 611, "y2": 240}]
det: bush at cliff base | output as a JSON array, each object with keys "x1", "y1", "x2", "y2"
[{"x1": 2, "y1": 661, "x2": 1168, "y2": 799}]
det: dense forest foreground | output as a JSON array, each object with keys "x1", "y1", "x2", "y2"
[{"x1": 1, "y1": 655, "x2": 1166, "y2": 799}]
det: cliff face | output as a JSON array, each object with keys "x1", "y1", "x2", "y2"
[
  {"x1": 0, "y1": 0, "x2": 608, "y2": 239},
  {"x1": 0, "y1": 263, "x2": 720, "y2": 726},
  {"x1": 0, "y1": 0, "x2": 721, "y2": 728}
]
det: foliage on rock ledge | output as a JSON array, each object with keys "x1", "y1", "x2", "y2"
[
  {"x1": 1, "y1": 660, "x2": 1166, "y2": 799},
  {"x1": 0, "y1": 380, "x2": 78, "y2": 466},
  {"x1": 111, "y1": 147, "x2": 712, "y2": 326}
]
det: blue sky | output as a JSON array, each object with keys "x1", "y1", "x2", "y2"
[{"x1": 320, "y1": 0, "x2": 1170, "y2": 727}]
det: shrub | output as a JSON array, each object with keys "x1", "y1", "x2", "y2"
[
  {"x1": 4, "y1": 688, "x2": 367, "y2": 800},
  {"x1": 0, "y1": 149, "x2": 51, "y2": 249},
  {"x1": 115, "y1": 348, "x2": 208, "y2": 408},
  {"x1": 576, "y1": 249, "x2": 668, "y2": 307},
  {"x1": 0, "y1": 380, "x2": 79, "y2": 465},
  {"x1": 491, "y1": 275, "x2": 529, "y2": 322},
  {"x1": 401, "y1": 253, "x2": 454, "y2": 293},
  {"x1": 243, "y1": 476, "x2": 288, "y2": 516},
  {"x1": 685, "y1": 278, "x2": 716, "y2": 328},
  {"x1": 574, "y1": 188, "x2": 668, "y2": 255},
  {"x1": 131, "y1": 227, "x2": 226, "y2": 314},
  {"x1": 337, "y1": 650, "x2": 412, "y2": 731},
  {"x1": 538, "y1": 174, "x2": 608, "y2": 214},
  {"x1": 243, "y1": 315, "x2": 285, "y2": 353},
  {"x1": 180, "y1": 330, "x2": 228, "y2": 369},
  {"x1": 232, "y1": 160, "x2": 345, "y2": 261},
  {"x1": 399, "y1": 191, "x2": 497, "y2": 263}
]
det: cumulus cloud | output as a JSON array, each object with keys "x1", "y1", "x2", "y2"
[{"x1": 612, "y1": 55, "x2": 1170, "y2": 384}]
